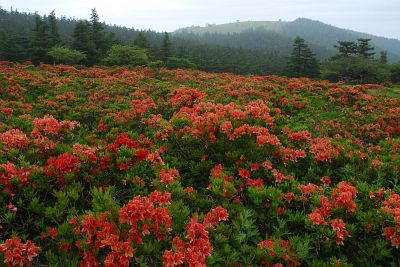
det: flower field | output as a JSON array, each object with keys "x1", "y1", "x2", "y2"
[{"x1": 0, "y1": 62, "x2": 399, "y2": 266}]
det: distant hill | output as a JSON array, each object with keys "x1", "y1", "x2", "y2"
[
  {"x1": 176, "y1": 18, "x2": 400, "y2": 62},
  {"x1": 177, "y1": 20, "x2": 288, "y2": 35}
]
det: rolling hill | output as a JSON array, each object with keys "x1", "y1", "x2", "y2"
[{"x1": 175, "y1": 18, "x2": 400, "y2": 62}]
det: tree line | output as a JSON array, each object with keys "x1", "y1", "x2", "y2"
[
  {"x1": 285, "y1": 37, "x2": 400, "y2": 84},
  {"x1": 0, "y1": 8, "x2": 288, "y2": 75},
  {"x1": 0, "y1": 7, "x2": 399, "y2": 83}
]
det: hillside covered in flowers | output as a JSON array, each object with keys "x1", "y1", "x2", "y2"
[{"x1": 0, "y1": 62, "x2": 399, "y2": 266}]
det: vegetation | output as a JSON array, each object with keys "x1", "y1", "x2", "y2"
[
  {"x1": 177, "y1": 18, "x2": 400, "y2": 62},
  {"x1": 391, "y1": 62, "x2": 400, "y2": 83},
  {"x1": 102, "y1": 44, "x2": 148, "y2": 66},
  {"x1": 285, "y1": 37, "x2": 320, "y2": 78},
  {"x1": 165, "y1": 57, "x2": 197, "y2": 69},
  {"x1": 323, "y1": 39, "x2": 391, "y2": 83},
  {"x1": 0, "y1": 63, "x2": 399, "y2": 266},
  {"x1": 1, "y1": 4, "x2": 400, "y2": 267},
  {"x1": 47, "y1": 46, "x2": 86, "y2": 64},
  {"x1": 2, "y1": 8, "x2": 400, "y2": 81}
]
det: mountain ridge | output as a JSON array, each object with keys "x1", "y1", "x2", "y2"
[{"x1": 175, "y1": 18, "x2": 400, "y2": 62}]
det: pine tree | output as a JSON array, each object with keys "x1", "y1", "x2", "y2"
[
  {"x1": 379, "y1": 51, "x2": 388, "y2": 64},
  {"x1": 285, "y1": 37, "x2": 320, "y2": 78},
  {"x1": 0, "y1": 33, "x2": 30, "y2": 61},
  {"x1": 72, "y1": 9, "x2": 116, "y2": 66},
  {"x1": 357, "y1": 38, "x2": 375, "y2": 59},
  {"x1": 73, "y1": 20, "x2": 96, "y2": 65},
  {"x1": 89, "y1": 8, "x2": 114, "y2": 63},
  {"x1": 332, "y1": 41, "x2": 358, "y2": 59},
  {"x1": 134, "y1": 32, "x2": 150, "y2": 49},
  {"x1": 31, "y1": 14, "x2": 50, "y2": 63},
  {"x1": 48, "y1": 10, "x2": 60, "y2": 47},
  {"x1": 162, "y1": 32, "x2": 172, "y2": 62}
]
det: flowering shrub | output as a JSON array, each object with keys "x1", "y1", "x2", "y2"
[
  {"x1": 0, "y1": 63, "x2": 399, "y2": 265},
  {"x1": 163, "y1": 206, "x2": 228, "y2": 267},
  {"x1": 0, "y1": 237, "x2": 40, "y2": 266}
]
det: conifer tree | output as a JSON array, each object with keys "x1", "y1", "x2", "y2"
[
  {"x1": 90, "y1": 8, "x2": 103, "y2": 58},
  {"x1": 48, "y1": 10, "x2": 60, "y2": 47},
  {"x1": 162, "y1": 32, "x2": 172, "y2": 62},
  {"x1": 134, "y1": 32, "x2": 150, "y2": 49},
  {"x1": 72, "y1": 9, "x2": 115, "y2": 65},
  {"x1": 31, "y1": 14, "x2": 50, "y2": 63},
  {"x1": 285, "y1": 37, "x2": 320, "y2": 78},
  {"x1": 332, "y1": 41, "x2": 358, "y2": 59},
  {"x1": 89, "y1": 8, "x2": 114, "y2": 63},
  {"x1": 73, "y1": 20, "x2": 96, "y2": 65},
  {"x1": 357, "y1": 38, "x2": 375, "y2": 59},
  {"x1": 379, "y1": 51, "x2": 388, "y2": 64}
]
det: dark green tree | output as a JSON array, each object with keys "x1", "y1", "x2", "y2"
[
  {"x1": 31, "y1": 14, "x2": 51, "y2": 63},
  {"x1": 357, "y1": 38, "x2": 375, "y2": 59},
  {"x1": 324, "y1": 38, "x2": 386, "y2": 83},
  {"x1": 89, "y1": 8, "x2": 114, "y2": 63},
  {"x1": 322, "y1": 57, "x2": 390, "y2": 83},
  {"x1": 48, "y1": 10, "x2": 60, "y2": 47},
  {"x1": 285, "y1": 37, "x2": 320, "y2": 78},
  {"x1": 134, "y1": 32, "x2": 150, "y2": 49},
  {"x1": 390, "y1": 62, "x2": 400, "y2": 83},
  {"x1": 0, "y1": 32, "x2": 30, "y2": 61},
  {"x1": 331, "y1": 41, "x2": 358, "y2": 59},
  {"x1": 72, "y1": 9, "x2": 115, "y2": 66},
  {"x1": 72, "y1": 20, "x2": 96, "y2": 65},
  {"x1": 0, "y1": 30, "x2": 8, "y2": 60},
  {"x1": 162, "y1": 32, "x2": 172, "y2": 62},
  {"x1": 380, "y1": 51, "x2": 388, "y2": 64},
  {"x1": 90, "y1": 8, "x2": 103, "y2": 57}
]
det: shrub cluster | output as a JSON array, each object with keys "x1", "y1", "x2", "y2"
[{"x1": 0, "y1": 62, "x2": 399, "y2": 266}]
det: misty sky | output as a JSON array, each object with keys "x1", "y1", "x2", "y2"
[{"x1": 1, "y1": 0, "x2": 399, "y2": 39}]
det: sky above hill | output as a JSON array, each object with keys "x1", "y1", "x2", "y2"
[{"x1": 1, "y1": 0, "x2": 399, "y2": 39}]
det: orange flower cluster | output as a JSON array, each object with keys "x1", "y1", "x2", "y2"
[
  {"x1": 381, "y1": 193, "x2": 400, "y2": 248},
  {"x1": 73, "y1": 143, "x2": 98, "y2": 163},
  {"x1": 331, "y1": 219, "x2": 351, "y2": 245},
  {"x1": 283, "y1": 128, "x2": 312, "y2": 143},
  {"x1": 159, "y1": 168, "x2": 180, "y2": 186},
  {"x1": 74, "y1": 191, "x2": 172, "y2": 266},
  {"x1": 31, "y1": 115, "x2": 79, "y2": 137},
  {"x1": 45, "y1": 153, "x2": 79, "y2": 185},
  {"x1": 0, "y1": 129, "x2": 30, "y2": 151},
  {"x1": 310, "y1": 137, "x2": 340, "y2": 162},
  {"x1": 332, "y1": 181, "x2": 358, "y2": 213},
  {"x1": 163, "y1": 206, "x2": 228, "y2": 267},
  {"x1": 0, "y1": 162, "x2": 31, "y2": 192},
  {"x1": 258, "y1": 237, "x2": 300, "y2": 266},
  {"x1": 0, "y1": 237, "x2": 40, "y2": 267}
]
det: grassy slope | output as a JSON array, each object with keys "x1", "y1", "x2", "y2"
[{"x1": 176, "y1": 20, "x2": 287, "y2": 34}]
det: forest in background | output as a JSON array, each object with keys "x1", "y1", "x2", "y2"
[{"x1": 0, "y1": 7, "x2": 399, "y2": 83}]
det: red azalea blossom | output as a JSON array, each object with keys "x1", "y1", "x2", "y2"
[
  {"x1": 331, "y1": 219, "x2": 351, "y2": 245},
  {"x1": 332, "y1": 182, "x2": 358, "y2": 213},
  {"x1": 308, "y1": 209, "x2": 327, "y2": 225},
  {"x1": 159, "y1": 168, "x2": 180, "y2": 186},
  {"x1": 0, "y1": 129, "x2": 30, "y2": 151},
  {"x1": 0, "y1": 237, "x2": 41, "y2": 266},
  {"x1": 310, "y1": 137, "x2": 340, "y2": 162},
  {"x1": 163, "y1": 206, "x2": 228, "y2": 267}
]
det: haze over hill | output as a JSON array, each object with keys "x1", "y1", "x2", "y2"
[
  {"x1": 175, "y1": 18, "x2": 400, "y2": 62},
  {"x1": 1, "y1": 7, "x2": 399, "y2": 80}
]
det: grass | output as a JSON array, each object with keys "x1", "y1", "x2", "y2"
[{"x1": 367, "y1": 85, "x2": 400, "y2": 98}]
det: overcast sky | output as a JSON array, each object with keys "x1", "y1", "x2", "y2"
[{"x1": 1, "y1": 0, "x2": 399, "y2": 39}]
